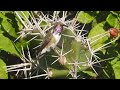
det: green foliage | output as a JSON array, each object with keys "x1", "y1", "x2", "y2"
[
  {"x1": 15, "y1": 11, "x2": 29, "y2": 24},
  {"x1": 15, "y1": 17, "x2": 23, "y2": 31},
  {"x1": 106, "y1": 13, "x2": 119, "y2": 28},
  {"x1": 112, "y1": 61, "x2": 120, "y2": 79},
  {"x1": 0, "y1": 33, "x2": 20, "y2": 57},
  {"x1": 77, "y1": 11, "x2": 98, "y2": 24},
  {"x1": 0, "y1": 59, "x2": 8, "y2": 79},
  {"x1": 83, "y1": 70, "x2": 97, "y2": 77},
  {"x1": 110, "y1": 51, "x2": 120, "y2": 79},
  {"x1": 0, "y1": 11, "x2": 120, "y2": 79},
  {"x1": 0, "y1": 12, "x2": 18, "y2": 38},
  {"x1": 88, "y1": 22, "x2": 109, "y2": 50}
]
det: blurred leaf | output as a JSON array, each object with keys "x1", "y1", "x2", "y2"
[
  {"x1": 111, "y1": 56, "x2": 120, "y2": 65},
  {"x1": 77, "y1": 11, "x2": 96, "y2": 24},
  {"x1": 110, "y1": 11, "x2": 120, "y2": 16},
  {"x1": 15, "y1": 17, "x2": 23, "y2": 30},
  {"x1": 92, "y1": 18, "x2": 98, "y2": 27},
  {"x1": 96, "y1": 11, "x2": 100, "y2": 14},
  {"x1": 106, "y1": 13, "x2": 119, "y2": 28},
  {"x1": 10, "y1": 75, "x2": 14, "y2": 79},
  {"x1": 1, "y1": 19, "x2": 18, "y2": 38},
  {"x1": 0, "y1": 34, "x2": 20, "y2": 57},
  {"x1": 0, "y1": 12, "x2": 18, "y2": 38},
  {"x1": 14, "y1": 11, "x2": 30, "y2": 32},
  {"x1": 110, "y1": 51, "x2": 120, "y2": 79},
  {"x1": 0, "y1": 25, "x2": 4, "y2": 34},
  {"x1": 0, "y1": 11, "x2": 13, "y2": 15},
  {"x1": 15, "y1": 11, "x2": 29, "y2": 24},
  {"x1": 88, "y1": 22, "x2": 109, "y2": 50},
  {"x1": 0, "y1": 12, "x2": 9, "y2": 19},
  {"x1": 0, "y1": 59, "x2": 8, "y2": 79},
  {"x1": 112, "y1": 61, "x2": 120, "y2": 79},
  {"x1": 82, "y1": 70, "x2": 96, "y2": 77}
]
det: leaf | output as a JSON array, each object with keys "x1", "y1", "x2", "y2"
[
  {"x1": 110, "y1": 11, "x2": 120, "y2": 16},
  {"x1": 14, "y1": 11, "x2": 30, "y2": 32},
  {"x1": 88, "y1": 22, "x2": 109, "y2": 50},
  {"x1": 0, "y1": 11, "x2": 13, "y2": 15},
  {"x1": 0, "y1": 59, "x2": 8, "y2": 79},
  {"x1": 111, "y1": 56, "x2": 120, "y2": 65},
  {"x1": 0, "y1": 12, "x2": 18, "y2": 38},
  {"x1": 112, "y1": 61, "x2": 120, "y2": 79},
  {"x1": 0, "y1": 34, "x2": 20, "y2": 57},
  {"x1": 77, "y1": 11, "x2": 96, "y2": 24},
  {"x1": 0, "y1": 12, "x2": 8, "y2": 19},
  {"x1": 1, "y1": 19, "x2": 18, "y2": 38},
  {"x1": 92, "y1": 18, "x2": 98, "y2": 28},
  {"x1": 15, "y1": 17, "x2": 23, "y2": 31},
  {"x1": 83, "y1": 70, "x2": 96, "y2": 77},
  {"x1": 15, "y1": 11, "x2": 29, "y2": 24},
  {"x1": 109, "y1": 50, "x2": 120, "y2": 79},
  {"x1": 106, "y1": 13, "x2": 118, "y2": 28},
  {"x1": 0, "y1": 25, "x2": 4, "y2": 34}
]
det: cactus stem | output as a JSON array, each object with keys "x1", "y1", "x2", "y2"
[
  {"x1": 26, "y1": 35, "x2": 38, "y2": 43},
  {"x1": 78, "y1": 23, "x2": 86, "y2": 36},
  {"x1": 33, "y1": 43, "x2": 42, "y2": 50},
  {"x1": 28, "y1": 11, "x2": 46, "y2": 37},
  {"x1": 51, "y1": 40, "x2": 72, "y2": 65},
  {"x1": 14, "y1": 30, "x2": 32, "y2": 42},
  {"x1": 26, "y1": 73, "x2": 48, "y2": 79},
  {"x1": 26, "y1": 59, "x2": 52, "y2": 79},
  {"x1": 84, "y1": 54, "x2": 98, "y2": 75},
  {"x1": 67, "y1": 59, "x2": 87, "y2": 79},
  {"x1": 49, "y1": 55, "x2": 58, "y2": 58},
  {"x1": 26, "y1": 45, "x2": 33, "y2": 62},
  {"x1": 51, "y1": 58, "x2": 60, "y2": 65},
  {"x1": 51, "y1": 39, "x2": 72, "y2": 65},
  {"x1": 62, "y1": 34, "x2": 75, "y2": 38}
]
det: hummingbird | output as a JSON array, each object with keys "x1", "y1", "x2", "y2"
[{"x1": 35, "y1": 22, "x2": 64, "y2": 59}]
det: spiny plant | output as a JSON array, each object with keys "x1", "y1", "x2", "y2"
[{"x1": 0, "y1": 11, "x2": 120, "y2": 79}]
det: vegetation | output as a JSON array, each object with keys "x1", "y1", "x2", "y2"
[{"x1": 0, "y1": 11, "x2": 120, "y2": 79}]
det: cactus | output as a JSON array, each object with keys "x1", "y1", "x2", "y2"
[{"x1": 0, "y1": 11, "x2": 120, "y2": 79}]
